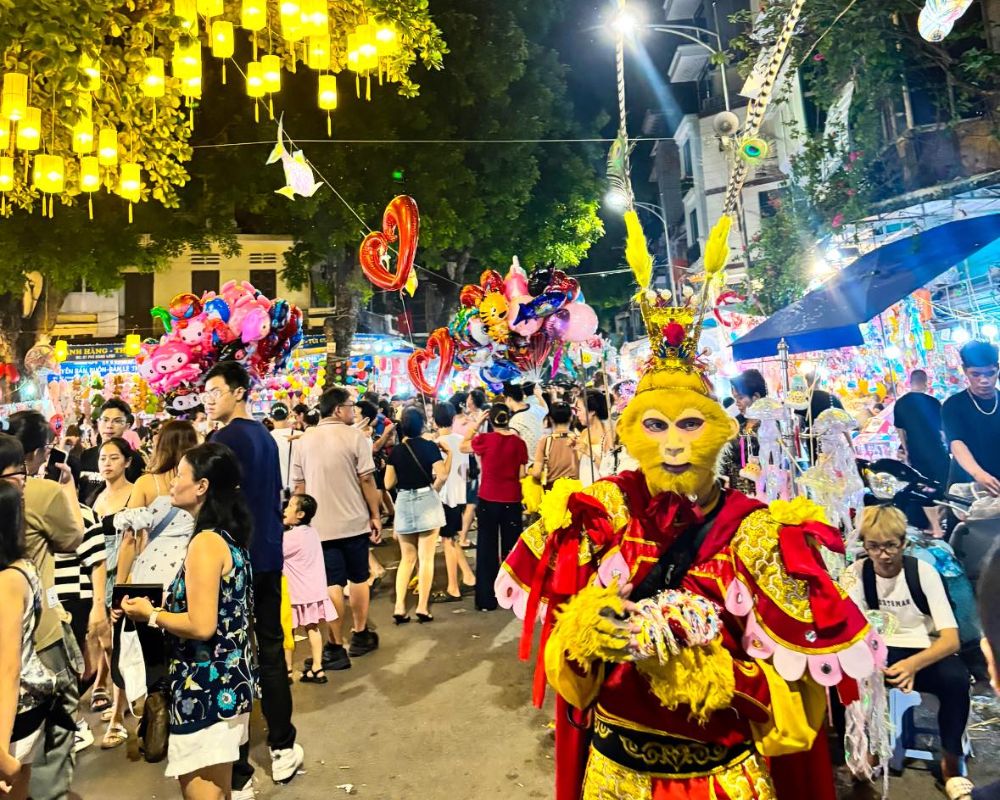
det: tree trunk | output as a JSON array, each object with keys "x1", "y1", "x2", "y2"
[{"x1": 321, "y1": 248, "x2": 359, "y2": 359}]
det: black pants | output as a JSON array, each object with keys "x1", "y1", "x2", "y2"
[
  {"x1": 887, "y1": 646, "x2": 970, "y2": 757},
  {"x1": 475, "y1": 500, "x2": 522, "y2": 611},
  {"x1": 233, "y1": 571, "x2": 297, "y2": 790}
]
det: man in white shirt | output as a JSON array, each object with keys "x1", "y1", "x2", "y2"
[
  {"x1": 502, "y1": 381, "x2": 543, "y2": 459},
  {"x1": 269, "y1": 401, "x2": 296, "y2": 494}
]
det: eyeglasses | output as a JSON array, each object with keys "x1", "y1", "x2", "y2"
[
  {"x1": 199, "y1": 388, "x2": 231, "y2": 404},
  {"x1": 862, "y1": 541, "x2": 903, "y2": 555},
  {"x1": 100, "y1": 416, "x2": 127, "y2": 426},
  {"x1": 338, "y1": 403, "x2": 356, "y2": 409},
  {"x1": 1, "y1": 469, "x2": 28, "y2": 482}
]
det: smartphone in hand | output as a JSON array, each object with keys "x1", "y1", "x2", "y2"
[{"x1": 45, "y1": 448, "x2": 68, "y2": 482}]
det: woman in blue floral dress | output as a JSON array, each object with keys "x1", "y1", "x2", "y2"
[{"x1": 123, "y1": 443, "x2": 256, "y2": 799}]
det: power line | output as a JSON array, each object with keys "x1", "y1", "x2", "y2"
[{"x1": 191, "y1": 136, "x2": 676, "y2": 149}]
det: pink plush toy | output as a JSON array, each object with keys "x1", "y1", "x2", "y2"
[{"x1": 150, "y1": 340, "x2": 202, "y2": 391}]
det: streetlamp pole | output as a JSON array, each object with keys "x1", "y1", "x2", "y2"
[{"x1": 634, "y1": 201, "x2": 677, "y2": 299}]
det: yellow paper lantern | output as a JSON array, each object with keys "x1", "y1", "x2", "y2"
[
  {"x1": 124, "y1": 334, "x2": 142, "y2": 357},
  {"x1": 15, "y1": 106, "x2": 41, "y2": 151},
  {"x1": 374, "y1": 23, "x2": 401, "y2": 56},
  {"x1": 142, "y1": 57, "x2": 165, "y2": 98},
  {"x1": 318, "y1": 74, "x2": 338, "y2": 109},
  {"x1": 306, "y1": 35, "x2": 330, "y2": 70},
  {"x1": 71, "y1": 118, "x2": 93, "y2": 154},
  {"x1": 54, "y1": 340, "x2": 68, "y2": 362},
  {"x1": 172, "y1": 41, "x2": 202, "y2": 80},
  {"x1": 346, "y1": 33, "x2": 361, "y2": 71},
  {"x1": 261, "y1": 54, "x2": 282, "y2": 93},
  {"x1": 241, "y1": 0, "x2": 267, "y2": 30},
  {"x1": 97, "y1": 127, "x2": 118, "y2": 166},
  {"x1": 0, "y1": 156, "x2": 14, "y2": 192},
  {"x1": 79, "y1": 156, "x2": 100, "y2": 192},
  {"x1": 79, "y1": 53, "x2": 101, "y2": 90},
  {"x1": 211, "y1": 21, "x2": 235, "y2": 58},
  {"x1": 246, "y1": 61, "x2": 265, "y2": 98},
  {"x1": 33, "y1": 154, "x2": 65, "y2": 194},
  {"x1": 1, "y1": 72, "x2": 28, "y2": 121},
  {"x1": 181, "y1": 75, "x2": 202, "y2": 99},
  {"x1": 175, "y1": 0, "x2": 197, "y2": 29},
  {"x1": 279, "y1": 0, "x2": 304, "y2": 41},
  {"x1": 301, "y1": 0, "x2": 328, "y2": 37},
  {"x1": 356, "y1": 24, "x2": 378, "y2": 70},
  {"x1": 197, "y1": 0, "x2": 223, "y2": 16},
  {"x1": 0, "y1": 117, "x2": 9, "y2": 151}
]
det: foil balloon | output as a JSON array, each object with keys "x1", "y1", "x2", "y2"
[
  {"x1": 546, "y1": 270, "x2": 580, "y2": 303},
  {"x1": 203, "y1": 297, "x2": 231, "y2": 323},
  {"x1": 460, "y1": 284, "x2": 486, "y2": 308},
  {"x1": 512, "y1": 290, "x2": 571, "y2": 326},
  {"x1": 359, "y1": 195, "x2": 420, "y2": 293},
  {"x1": 543, "y1": 310, "x2": 570, "y2": 341},
  {"x1": 503, "y1": 261, "x2": 530, "y2": 301},
  {"x1": 270, "y1": 299, "x2": 290, "y2": 332},
  {"x1": 554, "y1": 302, "x2": 598, "y2": 342},
  {"x1": 481, "y1": 358, "x2": 520, "y2": 384},
  {"x1": 480, "y1": 269, "x2": 505, "y2": 295},
  {"x1": 479, "y1": 293, "x2": 509, "y2": 343},
  {"x1": 528, "y1": 265, "x2": 555, "y2": 297},
  {"x1": 508, "y1": 297, "x2": 543, "y2": 337},
  {"x1": 407, "y1": 328, "x2": 456, "y2": 396},
  {"x1": 169, "y1": 293, "x2": 203, "y2": 322},
  {"x1": 467, "y1": 316, "x2": 491, "y2": 347},
  {"x1": 508, "y1": 332, "x2": 553, "y2": 380},
  {"x1": 150, "y1": 306, "x2": 173, "y2": 333}
]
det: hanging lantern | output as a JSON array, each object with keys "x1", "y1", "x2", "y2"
[
  {"x1": 181, "y1": 75, "x2": 202, "y2": 99},
  {"x1": 172, "y1": 41, "x2": 202, "y2": 80},
  {"x1": 15, "y1": 106, "x2": 41, "y2": 151},
  {"x1": 142, "y1": 57, "x2": 165, "y2": 98},
  {"x1": 119, "y1": 161, "x2": 141, "y2": 223},
  {"x1": 71, "y1": 118, "x2": 93, "y2": 154},
  {"x1": 54, "y1": 340, "x2": 68, "y2": 362},
  {"x1": 279, "y1": 0, "x2": 304, "y2": 41},
  {"x1": 356, "y1": 24, "x2": 379, "y2": 70},
  {"x1": 375, "y1": 23, "x2": 401, "y2": 56},
  {"x1": 301, "y1": 0, "x2": 328, "y2": 37},
  {"x1": 175, "y1": 0, "x2": 197, "y2": 29},
  {"x1": 79, "y1": 155, "x2": 100, "y2": 219},
  {"x1": 306, "y1": 35, "x2": 330, "y2": 69},
  {"x1": 211, "y1": 21, "x2": 235, "y2": 58},
  {"x1": 318, "y1": 74, "x2": 337, "y2": 110},
  {"x1": 1, "y1": 73, "x2": 28, "y2": 121},
  {"x1": 0, "y1": 117, "x2": 8, "y2": 151},
  {"x1": 97, "y1": 127, "x2": 118, "y2": 165},
  {"x1": 0, "y1": 156, "x2": 13, "y2": 192},
  {"x1": 246, "y1": 61, "x2": 264, "y2": 121},
  {"x1": 33, "y1": 154, "x2": 65, "y2": 195},
  {"x1": 262, "y1": 54, "x2": 281, "y2": 93},
  {"x1": 197, "y1": 0, "x2": 223, "y2": 16},
  {"x1": 79, "y1": 53, "x2": 101, "y2": 91},
  {"x1": 241, "y1": 0, "x2": 266, "y2": 30},
  {"x1": 124, "y1": 334, "x2": 142, "y2": 357}
]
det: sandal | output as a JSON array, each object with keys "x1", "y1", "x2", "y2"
[
  {"x1": 300, "y1": 668, "x2": 328, "y2": 685},
  {"x1": 100, "y1": 708, "x2": 113, "y2": 722},
  {"x1": 416, "y1": 612, "x2": 434, "y2": 623},
  {"x1": 101, "y1": 723, "x2": 128, "y2": 750},
  {"x1": 431, "y1": 591, "x2": 462, "y2": 603},
  {"x1": 90, "y1": 689, "x2": 111, "y2": 713},
  {"x1": 393, "y1": 613, "x2": 411, "y2": 625}
]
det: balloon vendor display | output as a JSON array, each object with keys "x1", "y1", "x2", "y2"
[{"x1": 136, "y1": 281, "x2": 303, "y2": 413}]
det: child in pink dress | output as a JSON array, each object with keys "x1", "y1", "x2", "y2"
[{"x1": 282, "y1": 494, "x2": 337, "y2": 683}]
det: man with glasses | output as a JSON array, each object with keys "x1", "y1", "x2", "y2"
[
  {"x1": 77, "y1": 398, "x2": 145, "y2": 502},
  {"x1": 291, "y1": 386, "x2": 382, "y2": 671},
  {"x1": 202, "y1": 361, "x2": 303, "y2": 798},
  {"x1": 943, "y1": 340, "x2": 1000, "y2": 495}
]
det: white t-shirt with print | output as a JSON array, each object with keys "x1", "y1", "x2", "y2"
[{"x1": 845, "y1": 557, "x2": 957, "y2": 649}]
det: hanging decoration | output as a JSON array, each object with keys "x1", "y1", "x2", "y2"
[
  {"x1": 266, "y1": 117, "x2": 323, "y2": 199},
  {"x1": 359, "y1": 194, "x2": 420, "y2": 293},
  {"x1": 407, "y1": 327, "x2": 455, "y2": 396},
  {"x1": 0, "y1": 2, "x2": 443, "y2": 219}
]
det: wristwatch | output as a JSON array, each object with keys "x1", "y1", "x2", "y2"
[{"x1": 148, "y1": 608, "x2": 163, "y2": 629}]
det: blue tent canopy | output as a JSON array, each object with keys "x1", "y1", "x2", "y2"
[{"x1": 731, "y1": 213, "x2": 1000, "y2": 361}]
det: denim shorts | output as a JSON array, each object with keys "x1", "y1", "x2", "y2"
[{"x1": 394, "y1": 488, "x2": 446, "y2": 535}]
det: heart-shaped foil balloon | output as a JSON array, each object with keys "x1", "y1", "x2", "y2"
[
  {"x1": 407, "y1": 328, "x2": 455, "y2": 396},
  {"x1": 480, "y1": 269, "x2": 505, "y2": 294},
  {"x1": 359, "y1": 195, "x2": 420, "y2": 292},
  {"x1": 547, "y1": 270, "x2": 580, "y2": 302}
]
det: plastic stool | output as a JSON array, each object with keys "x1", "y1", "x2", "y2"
[{"x1": 888, "y1": 688, "x2": 974, "y2": 773}]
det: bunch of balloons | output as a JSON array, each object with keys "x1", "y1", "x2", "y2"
[{"x1": 137, "y1": 280, "x2": 303, "y2": 413}]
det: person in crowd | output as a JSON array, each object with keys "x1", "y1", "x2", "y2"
[
  {"x1": 202, "y1": 361, "x2": 302, "y2": 794},
  {"x1": 0, "y1": 479, "x2": 58, "y2": 800},
  {"x1": 282, "y1": 494, "x2": 336, "y2": 684},
  {"x1": 894, "y1": 369, "x2": 950, "y2": 536},
  {"x1": 303, "y1": 408, "x2": 320, "y2": 428},
  {"x1": 292, "y1": 403, "x2": 309, "y2": 432},
  {"x1": 502, "y1": 382, "x2": 543, "y2": 459},
  {"x1": 121, "y1": 443, "x2": 255, "y2": 800},
  {"x1": 190, "y1": 409, "x2": 210, "y2": 441},
  {"x1": 943, "y1": 340, "x2": 1000, "y2": 495},
  {"x1": 574, "y1": 389, "x2": 610, "y2": 487},
  {"x1": 268, "y1": 402, "x2": 297, "y2": 497},
  {"x1": 291, "y1": 387, "x2": 382, "y2": 672},
  {"x1": 128, "y1": 421, "x2": 198, "y2": 510},
  {"x1": 797, "y1": 367, "x2": 844, "y2": 461},
  {"x1": 529, "y1": 401, "x2": 579, "y2": 489},
  {"x1": 431, "y1": 403, "x2": 475, "y2": 603},
  {"x1": 461, "y1": 405, "x2": 528, "y2": 612},
  {"x1": 385, "y1": 408, "x2": 451, "y2": 623},
  {"x1": 62, "y1": 425, "x2": 84, "y2": 487},
  {"x1": 356, "y1": 400, "x2": 392, "y2": 589},
  {"x1": 458, "y1": 389, "x2": 490, "y2": 547},
  {"x1": 844, "y1": 505, "x2": 969, "y2": 784},
  {"x1": 78, "y1": 400, "x2": 146, "y2": 501}
]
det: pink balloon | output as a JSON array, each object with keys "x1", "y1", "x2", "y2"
[
  {"x1": 504, "y1": 265, "x2": 530, "y2": 301},
  {"x1": 560, "y1": 302, "x2": 599, "y2": 342},
  {"x1": 508, "y1": 296, "x2": 543, "y2": 337}
]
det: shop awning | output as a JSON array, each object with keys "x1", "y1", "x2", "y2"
[{"x1": 731, "y1": 213, "x2": 1000, "y2": 360}]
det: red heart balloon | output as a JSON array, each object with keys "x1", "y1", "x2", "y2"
[
  {"x1": 547, "y1": 270, "x2": 580, "y2": 301},
  {"x1": 407, "y1": 328, "x2": 455, "y2": 396},
  {"x1": 460, "y1": 284, "x2": 486, "y2": 308},
  {"x1": 480, "y1": 269, "x2": 504, "y2": 294},
  {"x1": 359, "y1": 195, "x2": 420, "y2": 292}
]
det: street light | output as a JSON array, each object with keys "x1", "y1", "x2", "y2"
[{"x1": 610, "y1": 6, "x2": 640, "y2": 37}]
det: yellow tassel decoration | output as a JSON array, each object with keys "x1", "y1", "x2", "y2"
[
  {"x1": 521, "y1": 476, "x2": 544, "y2": 514},
  {"x1": 636, "y1": 639, "x2": 735, "y2": 725},
  {"x1": 624, "y1": 210, "x2": 653, "y2": 292},
  {"x1": 539, "y1": 478, "x2": 584, "y2": 534},
  {"x1": 704, "y1": 215, "x2": 733, "y2": 276}
]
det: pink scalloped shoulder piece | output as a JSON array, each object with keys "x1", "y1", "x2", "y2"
[
  {"x1": 807, "y1": 653, "x2": 844, "y2": 686},
  {"x1": 725, "y1": 578, "x2": 754, "y2": 617}
]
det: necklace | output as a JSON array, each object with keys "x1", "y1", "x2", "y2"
[{"x1": 968, "y1": 390, "x2": 999, "y2": 416}]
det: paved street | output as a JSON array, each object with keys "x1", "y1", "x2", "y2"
[{"x1": 73, "y1": 544, "x2": 1000, "y2": 800}]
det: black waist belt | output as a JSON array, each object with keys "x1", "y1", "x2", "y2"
[{"x1": 592, "y1": 715, "x2": 752, "y2": 778}]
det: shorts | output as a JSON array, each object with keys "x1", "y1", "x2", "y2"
[
  {"x1": 165, "y1": 714, "x2": 249, "y2": 778},
  {"x1": 440, "y1": 504, "x2": 463, "y2": 539},
  {"x1": 321, "y1": 534, "x2": 371, "y2": 587},
  {"x1": 394, "y1": 488, "x2": 446, "y2": 535}
]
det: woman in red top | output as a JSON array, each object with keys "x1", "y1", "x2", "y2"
[{"x1": 460, "y1": 404, "x2": 528, "y2": 611}]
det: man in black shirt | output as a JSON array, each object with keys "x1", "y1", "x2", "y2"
[
  {"x1": 796, "y1": 370, "x2": 844, "y2": 462},
  {"x1": 942, "y1": 340, "x2": 1000, "y2": 495},
  {"x1": 77, "y1": 398, "x2": 145, "y2": 502},
  {"x1": 894, "y1": 368, "x2": 950, "y2": 534}
]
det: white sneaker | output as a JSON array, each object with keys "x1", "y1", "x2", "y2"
[
  {"x1": 73, "y1": 719, "x2": 94, "y2": 753},
  {"x1": 231, "y1": 783, "x2": 257, "y2": 800},
  {"x1": 270, "y1": 742, "x2": 304, "y2": 783}
]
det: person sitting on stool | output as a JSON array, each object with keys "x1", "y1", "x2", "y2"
[{"x1": 845, "y1": 505, "x2": 971, "y2": 784}]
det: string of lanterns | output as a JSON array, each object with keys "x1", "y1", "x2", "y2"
[{"x1": 0, "y1": 0, "x2": 416, "y2": 222}]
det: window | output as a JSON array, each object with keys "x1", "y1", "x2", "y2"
[
  {"x1": 191, "y1": 270, "x2": 219, "y2": 297},
  {"x1": 248, "y1": 252, "x2": 279, "y2": 265},
  {"x1": 190, "y1": 253, "x2": 221, "y2": 265},
  {"x1": 681, "y1": 139, "x2": 693, "y2": 178},
  {"x1": 759, "y1": 188, "x2": 784, "y2": 218},
  {"x1": 688, "y1": 209, "x2": 700, "y2": 245},
  {"x1": 249, "y1": 269, "x2": 277, "y2": 299}
]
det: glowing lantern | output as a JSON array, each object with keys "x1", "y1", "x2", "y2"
[
  {"x1": 33, "y1": 154, "x2": 65, "y2": 194},
  {"x1": 1, "y1": 72, "x2": 28, "y2": 121},
  {"x1": 124, "y1": 334, "x2": 142, "y2": 357},
  {"x1": 182, "y1": 75, "x2": 202, "y2": 99},
  {"x1": 119, "y1": 161, "x2": 141, "y2": 223},
  {"x1": 197, "y1": 0, "x2": 223, "y2": 16},
  {"x1": 301, "y1": 0, "x2": 328, "y2": 37},
  {"x1": 80, "y1": 53, "x2": 101, "y2": 90},
  {"x1": 143, "y1": 57, "x2": 165, "y2": 97},
  {"x1": 356, "y1": 25, "x2": 379, "y2": 69},
  {"x1": 71, "y1": 118, "x2": 93, "y2": 154},
  {"x1": 54, "y1": 340, "x2": 68, "y2": 362},
  {"x1": 97, "y1": 127, "x2": 118, "y2": 166},
  {"x1": 0, "y1": 156, "x2": 11, "y2": 214},
  {"x1": 279, "y1": 1, "x2": 304, "y2": 41},
  {"x1": 172, "y1": 41, "x2": 202, "y2": 80},
  {"x1": 318, "y1": 75, "x2": 338, "y2": 110},
  {"x1": 306, "y1": 35, "x2": 330, "y2": 69},
  {"x1": 262, "y1": 54, "x2": 281, "y2": 93},
  {"x1": 246, "y1": 61, "x2": 265, "y2": 121},
  {"x1": 211, "y1": 21, "x2": 235, "y2": 58},
  {"x1": 79, "y1": 156, "x2": 100, "y2": 219},
  {"x1": 241, "y1": 0, "x2": 266, "y2": 30},
  {"x1": 375, "y1": 23, "x2": 400, "y2": 56},
  {"x1": 0, "y1": 117, "x2": 8, "y2": 150},
  {"x1": 15, "y1": 106, "x2": 41, "y2": 151},
  {"x1": 175, "y1": 0, "x2": 197, "y2": 29}
]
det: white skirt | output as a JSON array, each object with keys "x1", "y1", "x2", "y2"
[{"x1": 164, "y1": 714, "x2": 250, "y2": 778}]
